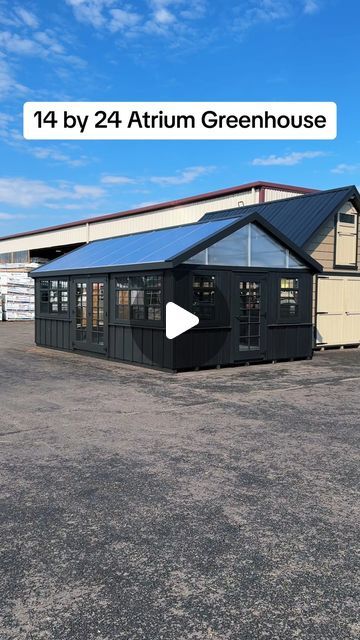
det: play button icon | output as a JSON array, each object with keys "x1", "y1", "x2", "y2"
[{"x1": 166, "y1": 302, "x2": 199, "y2": 340}]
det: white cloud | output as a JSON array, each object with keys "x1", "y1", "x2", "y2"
[
  {"x1": 0, "y1": 30, "x2": 42, "y2": 55},
  {"x1": 14, "y1": 7, "x2": 39, "y2": 29},
  {"x1": 251, "y1": 151, "x2": 326, "y2": 166},
  {"x1": 101, "y1": 175, "x2": 138, "y2": 184},
  {"x1": 0, "y1": 212, "x2": 25, "y2": 220},
  {"x1": 65, "y1": 0, "x2": 115, "y2": 29},
  {"x1": 0, "y1": 109, "x2": 92, "y2": 167},
  {"x1": 31, "y1": 147, "x2": 91, "y2": 167},
  {"x1": 101, "y1": 167, "x2": 215, "y2": 186},
  {"x1": 331, "y1": 163, "x2": 360, "y2": 174},
  {"x1": 0, "y1": 6, "x2": 86, "y2": 70},
  {"x1": 0, "y1": 58, "x2": 28, "y2": 97},
  {"x1": 303, "y1": 0, "x2": 320, "y2": 15},
  {"x1": 66, "y1": 0, "x2": 207, "y2": 41},
  {"x1": 149, "y1": 165, "x2": 215, "y2": 185},
  {"x1": 109, "y1": 8, "x2": 142, "y2": 32},
  {"x1": 0, "y1": 111, "x2": 14, "y2": 128},
  {"x1": 234, "y1": 0, "x2": 321, "y2": 35},
  {"x1": 153, "y1": 7, "x2": 176, "y2": 25},
  {"x1": 0, "y1": 177, "x2": 105, "y2": 208}
]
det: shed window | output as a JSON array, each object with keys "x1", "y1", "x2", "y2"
[
  {"x1": 192, "y1": 275, "x2": 215, "y2": 320},
  {"x1": 280, "y1": 278, "x2": 299, "y2": 318},
  {"x1": 39, "y1": 280, "x2": 68, "y2": 314},
  {"x1": 339, "y1": 213, "x2": 355, "y2": 225},
  {"x1": 115, "y1": 275, "x2": 162, "y2": 321}
]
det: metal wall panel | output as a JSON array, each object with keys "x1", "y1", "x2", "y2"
[
  {"x1": 0, "y1": 227, "x2": 87, "y2": 254},
  {"x1": 264, "y1": 189, "x2": 304, "y2": 202}
]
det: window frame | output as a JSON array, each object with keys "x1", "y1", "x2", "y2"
[
  {"x1": 277, "y1": 277, "x2": 301, "y2": 323},
  {"x1": 192, "y1": 273, "x2": 216, "y2": 321},
  {"x1": 38, "y1": 278, "x2": 69, "y2": 317},
  {"x1": 112, "y1": 273, "x2": 163, "y2": 326}
]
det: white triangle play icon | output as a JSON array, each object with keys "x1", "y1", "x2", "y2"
[{"x1": 166, "y1": 302, "x2": 199, "y2": 340}]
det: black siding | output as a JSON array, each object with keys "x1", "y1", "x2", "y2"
[{"x1": 34, "y1": 266, "x2": 314, "y2": 371}]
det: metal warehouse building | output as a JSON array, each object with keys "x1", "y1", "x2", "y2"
[{"x1": 0, "y1": 181, "x2": 312, "y2": 264}]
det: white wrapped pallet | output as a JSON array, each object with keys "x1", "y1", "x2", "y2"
[{"x1": 0, "y1": 263, "x2": 40, "y2": 321}]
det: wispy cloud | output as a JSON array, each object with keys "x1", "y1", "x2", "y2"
[
  {"x1": 251, "y1": 151, "x2": 326, "y2": 166},
  {"x1": 101, "y1": 175, "x2": 138, "y2": 185},
  {"x1": 0, "y1": 211, "x2": 26, "y2": 220},
  {"x1": 65, "y1": 0, "x2": 207, "y2": 42},
  {"x1": 331, "y1": 163, "x2": 360, "y2": 174},
  {"x1": 14, "y1": 7, "x2": 39, "y2": 29},
  {"x1": 31, "y1": 147, "x2": 91, "y2": 167},
  {"x1": 233, "y1": 0, "x2": 322, "y2": 36},
  {"x1": 0, "y1": 6, "x2": 86, "y2": 68},
  {"x1": 0, "y1": 109, "x2": 93, "y2": 167},
  {"x1": 0, "y1": 58, "x2": 28, "y2": 98},
  {"x1": 303, "y1": 0, "x2": 320, "y2": 15},
  {"x1": 149, "y1": 165, "x2": 215, "y2": 185},
  {"x1": 0, "y1": 177, "x2": 105, "y2": 208},
  {"x1": 101, "y1": 166, "x2": 215, "y2": 186}
]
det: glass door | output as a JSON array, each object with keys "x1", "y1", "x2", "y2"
[
  {"x1": 73, "y1": 278, "x2": 108, "y2": 354},
  {"x1": 233, "y1": 276, "x2": 267, "y2": 361}
]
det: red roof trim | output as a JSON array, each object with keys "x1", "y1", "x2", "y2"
[{"x1": 0, "y1": 181, "x2": 317, "y2": 242}]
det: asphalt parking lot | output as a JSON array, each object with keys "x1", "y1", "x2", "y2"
[{"x1": 1, "y1": 321, "x2": 359, "y2": 640}]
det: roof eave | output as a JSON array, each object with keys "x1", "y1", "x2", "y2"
[{"x1": 30, "y1": 261, "x2": 174, "y2": 278}]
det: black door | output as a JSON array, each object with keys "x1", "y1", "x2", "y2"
[
  {"x1": 232, "y1": 275, "x2": 267, "y2": 361},
  {"x1": 72, "y1": 277, "x2": 108, "y2": 355}
]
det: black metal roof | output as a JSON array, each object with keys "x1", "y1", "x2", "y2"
[{"x1": 201, "y1": 186, "x2": 360, "y2": 246}]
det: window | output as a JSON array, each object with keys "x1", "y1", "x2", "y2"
[
  {"x1": 115, "y1": 275, "x2": 162, "y2": 321},
  {"x1": 185, "y1": 223, "x2": 306, "y2": 269},
  {"x1": 40, "y1": 279, "x2": 68, "y2": 314},
  {"x1": 339, "y1": 213, "x2": 355, "y2": 225},
  {"x1": 192, "y1": 275, "x2": 215, "y2": 320},
  {"x1": 0, "y1": 250, "x2": 30, "y2": 264},
  {"x1": 280, "y1": 278, "x2": 299, "y2": 319}
]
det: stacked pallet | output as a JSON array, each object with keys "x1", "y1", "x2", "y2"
[{"x1": 0, "y1": 264, "x2": 39, "y2": 321}]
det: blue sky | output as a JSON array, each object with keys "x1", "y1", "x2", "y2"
[{"x1": 0, "y1": 0, "x2": 359, "y2": 235}]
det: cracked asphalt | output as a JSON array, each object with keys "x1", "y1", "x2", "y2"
[{"x1": 0, "y1": 322, "x2": 359, "y2": 640}]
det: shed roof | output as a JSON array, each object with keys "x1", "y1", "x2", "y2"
[
  {"x1": 31, "y1": 213, "x2": 321, "y2": 278},
  {"x1": 201, "y1": 186, "x2": 360, "y2": 246}
]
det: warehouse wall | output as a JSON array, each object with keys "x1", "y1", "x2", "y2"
[
  {"x1": 0, "y1": 226, "x2": 88, "y2": 254},
  {"x1": 264, "y1": 188, "x2": 304, "y2": 202}
]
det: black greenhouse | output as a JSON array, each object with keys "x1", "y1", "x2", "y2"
[{"x1": 31, "y1": 213, "x2": 321, "y2": 371}]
